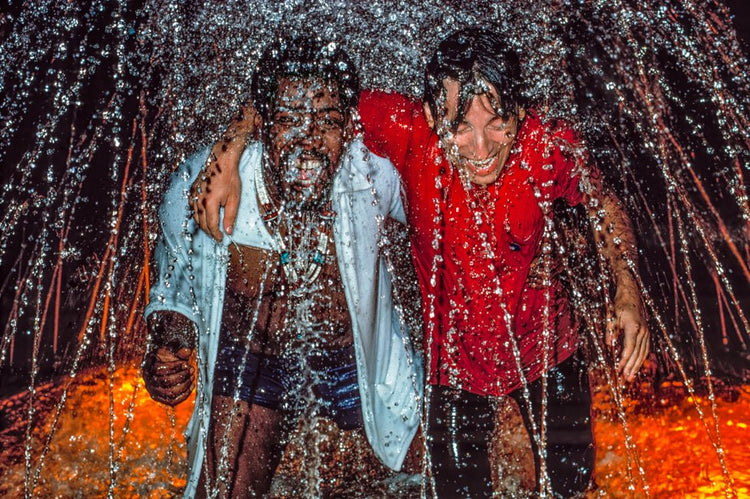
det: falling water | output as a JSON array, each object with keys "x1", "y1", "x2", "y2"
[{"x1": 1, "y1": 0, "x2": 749, "y2": 497}]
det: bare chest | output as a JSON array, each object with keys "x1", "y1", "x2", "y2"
[{"x1": 221, "y1": 238, "x2": 353, "y2": 355}]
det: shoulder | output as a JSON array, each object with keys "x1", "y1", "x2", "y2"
[
  {"x1": 519, "y1": 112, "x2": 588, "y2": 170},
  {"x1": 171, "y1": 141, "x2": 262, "y2": 186},
  {"x1": 176, "y1": 147, "x2": 211, "y2": 181},
  {"x1": 349, "y1": 138, "x2": 399, "y2": 180},
  {"x1": 361, "y1": 89, "x2": 422, "y2": 115},
  {"x1": 360, "y1": 89, "x2": 427, "y2": 132},
  {"x1": 160, "y1": 147, "x2": 210, "y2": 213},
  {"x1": 338, "y1": 138, "x2": 400, "y2": 200}
]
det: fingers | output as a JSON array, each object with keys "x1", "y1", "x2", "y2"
[
  {"x1": 186, "y1": 143, "x2": 243, "y2": 241},
  {"x1": 144, "y1": 347, "x2": 196, "y2": 406},
  {"x1": 148, "y1": 380, "x2": 194, "y2": 407},
  {"x1": 616, "y1": 314, "x2": 651, "y2": 381},
  {"x1": 152, "y1": 348, "x2": 193, "y2": 373},
  {"x1": 151, "y1": 353, "x2": 192, "y2": 374},
  {"x1": 616, "y1": 319, "x2": 636, "y2": 374},
  {"x1": 189, "y1": 152, "x2": 216, "y2": 237},
  {"x1": 175, "y1": 347, "x2": 193, "y2": 361},
  {"x1": 189, "y1": 171, "x2": 225, "y2": 242},
  {"x1": 191, "y1": 183, "x2": 211, "y2": 233},
  {"x1": 151, "y1": 360, "x2": 188, "y2": 377},
  {"x1": 223, "y1": 191, "x2": 239, "y2": 236},
  {"x1": 150, "y1": 365, "x2": 193, "y2": 388},
  {"x1": 622, "y1": 332, "x2": 650, "y2": 381},
  {"x1": 154, "y1": 347, "x2": 183, "y2": 363},
  {"x1": 145, "y1": 373, "x2": 194, "y2": 406},
  {"x1": 205, "y1": 196, "x2": 223, "y2": 241},
  {"x1": 191, "y1": 190, "x2": 222, "y2": 241}
]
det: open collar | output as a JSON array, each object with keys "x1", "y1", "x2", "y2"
[{"x1": 333, "y1": 138, "x2": 374, "y2": 194}]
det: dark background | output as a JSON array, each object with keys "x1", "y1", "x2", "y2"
[{"x1": 1, "y1": 1, "x2": 748, "y2": 396}]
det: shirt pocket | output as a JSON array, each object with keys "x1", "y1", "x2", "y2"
[{"x1": 503, "y1": 185, "x2": 544, "y2": 252}]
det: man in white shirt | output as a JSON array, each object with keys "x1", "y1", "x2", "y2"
[{"x1": 142, "y1": 35, "x2": 422, "y2": 498}]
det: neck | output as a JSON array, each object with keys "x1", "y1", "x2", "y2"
[
  {"x1": 284, "y1": 193, "x2": 333, "y2": 214},
  {"x1": 255, "y1": 160, "x2": 334, "y2": 221}
]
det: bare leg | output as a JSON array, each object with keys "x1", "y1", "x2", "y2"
[{"x1": 196, "y1": 395, "x2": 290, "y2": 498}]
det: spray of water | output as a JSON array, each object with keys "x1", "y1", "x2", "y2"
[{"x1": 1, "y1": 0, "x2": 749, "y2": 497}]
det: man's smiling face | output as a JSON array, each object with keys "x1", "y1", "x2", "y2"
[
  {"x1": 265, "y1": 77, "x2": 348, "y2": 207},
  {"x1": 425, "y1": 78, "x2": 521, "y2": 186}
]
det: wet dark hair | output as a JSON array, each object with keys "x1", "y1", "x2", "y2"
[
  {"x1": 424, "y1": 28, "x2": 524, "y2": 128},
  {"x1": 251, "y1": 35, "x2": 360, "y2": 122}
]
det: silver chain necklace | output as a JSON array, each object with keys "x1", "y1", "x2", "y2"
[{"x1": 254, "y1": 157, "x2": 334, "y2": 287}]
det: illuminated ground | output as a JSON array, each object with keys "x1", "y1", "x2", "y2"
[{"x1": 0, "y1": 365, "x2": 748, "y2": 497}]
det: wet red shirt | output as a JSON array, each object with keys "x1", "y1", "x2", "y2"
[{"x1": 359, "y1": 90, "x2": 591, "y2": 397}]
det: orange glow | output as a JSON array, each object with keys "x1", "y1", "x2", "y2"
[
  {"x1": 592, "y1": 383, "x2": 750, "y2": 498},
  {"x1": 0, "y1": 367, "x2": 748, "y2": 497}
]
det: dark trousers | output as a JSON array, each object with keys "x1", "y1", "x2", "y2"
[{"x1": 427, "y1": 354, "x2": 595, "y2": 498}]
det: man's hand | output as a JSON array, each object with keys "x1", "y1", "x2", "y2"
[
  {"x1": 190, "y1": 104, "x2": 258, "y2": 241},
  {"x1": 144, "y1": 311, "x2": 197, "y2": 406},
  {"x1": 143, "y1": 345, "x2": 196, "y2": 406},
  {"x1": 607, "y1": 289, "x2": 650, "y2": 382}
]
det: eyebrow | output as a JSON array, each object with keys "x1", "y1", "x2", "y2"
[{"x1": 454, "y1": 115, "x2": 509, "y2": 131}]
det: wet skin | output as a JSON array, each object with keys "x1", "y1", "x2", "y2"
[
  {"x1": 265, "y1": 77, "x2": 348, "y2": 208},
  {"x1": 223, "y1": 242, "x2": 352, "y2": 355},
  {"x1": 234, "y1": 76, "x2": 353, "y2": 353},
  {"x1": 143, "y1": 312, "x2": 196, "y2": 406},
  {"x1": 190, "y1": 78, "x2": 349, "y2": 239},
  {"x1": 145, "y1": 77, "x2": 354, "y2": 407},
  {"x1": 423, "y1": 77, "x2": 649, "y2": 380},
  {"x1": 422, "y1": 78, "x2": 521, "y2": 186}
]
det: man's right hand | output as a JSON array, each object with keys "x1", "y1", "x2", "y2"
[
  {"x1": 190, "y1": 104, "x2": 258, "y2": 241},
  {"x1": 143, "y1": 345, "x2": 196, "y2": 406}
]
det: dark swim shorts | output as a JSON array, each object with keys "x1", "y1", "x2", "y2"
[{"x1": 212, "y1": 342, "x2": 363, "y2": 430}]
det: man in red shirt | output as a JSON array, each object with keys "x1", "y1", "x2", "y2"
[{"x1": 190, "y1": 29, "x2": 650, "y2": 498}]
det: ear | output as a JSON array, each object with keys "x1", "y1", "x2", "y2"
[
  {"x1": 253, "y1": 115, "x2": 264, "y2": 139},
  {"x1": 422, "y1": 102, "x2": 436, "y2": 129}
]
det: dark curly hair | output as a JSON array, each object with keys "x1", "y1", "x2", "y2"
[{"x1": 251, "y1": 35, "x2": 360, "y2": 122}]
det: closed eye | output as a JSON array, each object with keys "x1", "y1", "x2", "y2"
[
  {"x1": 316, "y1": 112, "x2": 344, "y2": 130},
  {"x1": 488, "y1": 118, "x2": 509, "y2": 131},
  {"x1": 274, "y1": 114, "x2": 302, "y2": 127},
  {"x1": 455, "y1": 122, "x2": 472, "y2": 134}
]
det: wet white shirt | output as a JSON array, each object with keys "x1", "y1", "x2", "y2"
[{"x1": 144, "y1": 139, "x2": 423, "y2": 497}]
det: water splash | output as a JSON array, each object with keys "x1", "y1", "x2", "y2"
[{"x1": 1, "y1": 0, "x2": 749, "y2": 497}]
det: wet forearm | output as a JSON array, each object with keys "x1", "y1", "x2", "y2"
[
  {"x1": 147, "y1": 311, "x2": 197, "y2": 351},
  {"x1": 589, "y1": 189, "x2": 640, "y2": 296},
  {"x1": 220, "y1": 103, "x2": 255, "y2": 153},
  {"x1": 584, "y1": 176, "x2": 650, "y2": 374}
]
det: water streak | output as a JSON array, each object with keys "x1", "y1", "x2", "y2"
[{"x1": 1, "y1": 0, "x2": 748, "y2": 496}]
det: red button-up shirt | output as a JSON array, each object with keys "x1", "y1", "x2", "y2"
[{"x1": 360, "y1": 89, "x2": 592, "y2": 396}]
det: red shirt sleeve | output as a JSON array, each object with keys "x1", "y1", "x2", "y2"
[
  {"x1": 549, "y1": 124, "x2": 598, "y2": 206},
  {"x1": 358, "y1": 89, "x2": 424, "y2": 175}
]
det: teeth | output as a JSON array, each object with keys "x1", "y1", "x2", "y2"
[
  {"x1": 299, "y1": 159, "x2": 323, "y2": 170},
  {"x1": 466, "y1": 155, "x2": 496, "y2": 169}
]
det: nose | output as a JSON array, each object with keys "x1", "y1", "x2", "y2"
[
  {"x1": 469, "y1": 129, "x2": 491, "y2": 160},
  {"x1": 299, "y1": 116, "x2": 321, "y2": 148}
]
